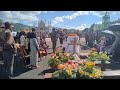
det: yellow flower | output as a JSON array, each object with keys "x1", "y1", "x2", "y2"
[
  {"x1": 93, "y1": 52, "x2": 98, "y2": 57},
  {"x1": 94, "y1": 69, "x2": 102, "y2": 78},
  {"x1": 80, "y1": 70, "x2": 85, "y2": 75},
  {"x1": 66, "y1": 67, "x2": 72, "y2": 76},
  {"x1": 85, "y1": 62, "x2": 95, "y2": 68},
  {"x1": 89, "y1": 73, "x2": 95, "y2": 78}
]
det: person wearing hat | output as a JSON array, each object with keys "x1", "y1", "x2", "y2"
[{"x1": 1, "y1": 22, "x2": 17, "y2": 79}]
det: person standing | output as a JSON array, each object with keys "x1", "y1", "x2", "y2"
[
  {"x1": 51, "y1": 28, "x2": 58, "y2": 52},
  {"x1": 85, "y1": 32, "x2": 89, "y2": 45},
  {"x1": 0, "y1": 27, "x2": 3, "y2": 61},
  {"x1": 59, "y1": 30, "x2": 65, "y2": 47},
  {"x1": 1, "y1": 22, "x2": 17, "y2": 79},
  {"x1": 20, "y1": 31, "x2": 28, "y2": 57},
  {"x1": 88, "y1": 31, "x2": 95, "y2": 48},
  {"x1": 30, "y1": 29, "x2": 40, "y2": 69}
]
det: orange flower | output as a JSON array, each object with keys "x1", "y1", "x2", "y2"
[
  {"x1": 67, "y1": 34, "x2": 77, "y2": 36},
  {"x1": 57, "y1": 64, "x2": 65, "y2": 70},
  {"x1": 88, "y1": 54, "x2": 93, "y2": 57}
]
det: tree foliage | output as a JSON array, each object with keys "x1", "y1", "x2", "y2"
[{"x1": 0, "y1": 19, "x2": 2, "y2": 26}]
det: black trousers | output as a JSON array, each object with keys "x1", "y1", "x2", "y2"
[
  {"x1": 0, "y1": 51, "x2": 3, "y2": 61},
  {"x1": 85, "y1": 38, "x2": 88, "y2": 44},
  {"x1": 52, "y1": 41, "x2": 57, "y2": 52},
  {"x1": 59, "y1": 38, "x2": 63, "y2": 44},
  {"x1": 2, "y1": 50, "x2": 14, "y2": 78}
]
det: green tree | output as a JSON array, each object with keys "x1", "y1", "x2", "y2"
[{"x1": 0, "y1": 19, "x2": 3, "y2": 26}]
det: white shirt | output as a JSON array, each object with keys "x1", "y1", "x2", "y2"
[{"x1": 20, "y1": 35, "x2": 26, "y2": 46}]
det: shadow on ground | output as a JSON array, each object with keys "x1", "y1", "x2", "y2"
[{"x1": 38, "y1": 69, "x2": 57, "y2": 76}]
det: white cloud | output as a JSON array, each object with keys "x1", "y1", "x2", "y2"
[
  {"x1": 51, "y1": 11, "x2": 120, "y2": 26},
  {"x1": 52, "y1": 11, "x2": 90, "y2": 26},
  {"x1": 90, "y1": 11, "x2": 120, "y2": 17},
  {"x1": 75, "y1": 24, "x2": 90, "y2": 30},
  {"x1": 51, "y1": 16, "x2": 64, "y2": 26},
  {"x1": 96, "y1": 21, "x2": 102, "y2": 24},
  {"x1": 0, "y1": 11, "x2": 55, "y2": 26},
  {"x1": 0, "y1": 11, "x2": 42, "y2": 23},
  {"x1": 64, "y1": 11, "x2": 90, "y2": 20},
  {"x1": 64, "y1": 24, "x2": 90, "y2": 30}
]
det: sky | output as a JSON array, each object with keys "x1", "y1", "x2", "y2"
[{"x1": 0, "y1": 11, "x2": 120, "y2": 30}]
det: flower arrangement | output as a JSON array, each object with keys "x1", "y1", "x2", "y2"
[
  {"x1": 87, "y1": 50, "x2": 99, "y2": 62},
  {"x1": 52, "y1": 60, "x2": 102, "y2": 79},
  {"x1": 50, "y1": 48, "x2": 104, "y2": 79},
  {"x1": 67, "y1": 34, "x2": 77, "y2": 36},
  {"x1": 48, "y1": 48, "x2": 75, "y2": 69},
  {"x1": 78, "y1": 61, "x2": 102, "y2": 79},
  {"x1": 52, "y1": 60, "x2": 81, "y2": 79},
  {"x1": 87, "y1": 48, "x2": 110, "y2": 62},
  {"x1": 98, "y1": 52, "x2": 110, "y2": 63}
]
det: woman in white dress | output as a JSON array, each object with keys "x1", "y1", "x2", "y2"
[{"x1": 30, "y1": 29, "x2": 40, "y2": 69}]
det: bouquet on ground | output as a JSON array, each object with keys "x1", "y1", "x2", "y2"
[
  {"x1": 87, "y1": 48, "x2": 110, "y2": 62},
  {"x1": 97, "y1": 52, "x2": 110, "y2": 63},
  {"x1": 48, "y1": 48, "x2": 75, "y2": 69},
  {"x1": 52, "y1": 60, "x2": 83, "y2": 79},
  {"x1": 78, "y1": 61, "x2": 103, "y2": 79}
]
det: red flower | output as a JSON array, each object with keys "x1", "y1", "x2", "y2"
[{"x1": 68, "y1": 61, "x2": 72, "y2": 64}]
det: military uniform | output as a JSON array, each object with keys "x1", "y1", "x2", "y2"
[
  {"x1": 51, "y1": 31, "x2": 58, "y2": 52},
  {"x1": 2, "y1": 29, "x2": 16, "y2": 79}
]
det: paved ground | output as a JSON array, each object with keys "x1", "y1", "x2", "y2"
[{"x1": 1, "y1": 38, "x2": 120, "y2": 79}]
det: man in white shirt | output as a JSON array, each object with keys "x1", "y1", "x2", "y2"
[{"x1": 20, "y1": 31, "x2": 28, "y2": 57}]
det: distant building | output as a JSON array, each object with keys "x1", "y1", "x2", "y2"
[
  {"x1": 102, "y1": 11, "x2": 110, "y2": 29},
  {"x1": 90, "y1": 11, "x2": 110, "y2": 31},
  {"x1": 38, "y1": 20, "x2": 45, "y2": 29}
]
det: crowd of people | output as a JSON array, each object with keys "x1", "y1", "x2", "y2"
[
  {"x1": 84, "y1": 30, "x2": 115, "y2": 54},
  {"x1": 0, "y1": 22, "x2": 51, "y2": 78},
  {"x1": 0, "y1": 22, "x2": 69, "y2": 79},
  {"x1": 0, "y1": 21, "x2": 120, "y2": 79}
]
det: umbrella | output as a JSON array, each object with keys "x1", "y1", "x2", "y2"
[
  {"x1": 108, "y1": 23, "x2": 120, "y2": 31},
  {"x1": 102, "y1": 30, "x2": 114, "y2": 35}
]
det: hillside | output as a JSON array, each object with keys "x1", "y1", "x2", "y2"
[
  {"x1": 12, "y1": 23, "x2": 33, "y2": 32},
  {"x1": 0, "y1": 19, "x2": 33, "y2": 32}
]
